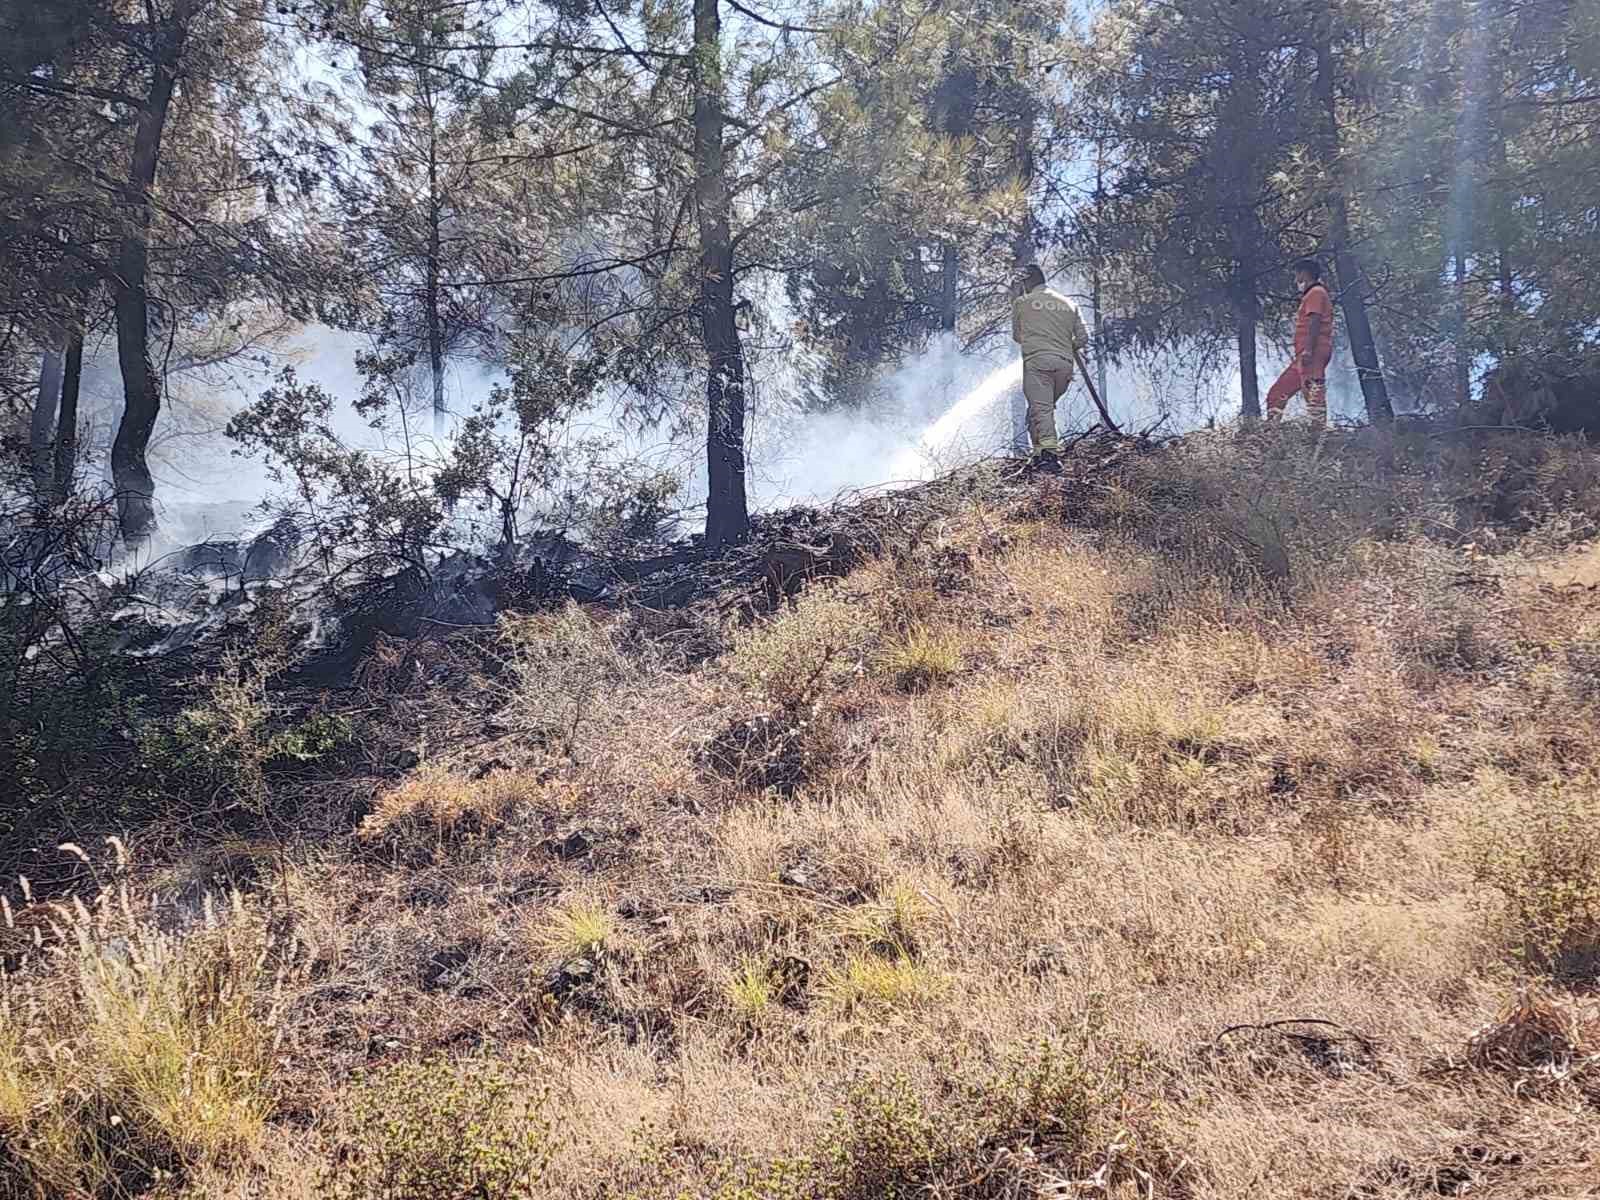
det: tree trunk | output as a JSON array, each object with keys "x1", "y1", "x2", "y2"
[
  {"x1": 693, "y1": 0, "x2": 750, "y2": 549},
  {"x1": 1092, "y1": 141, "x2": 1108, "y2": 414},
  {"x1": 1489, "y1": 52, "x2": 1517, "y2": 349},
  {"x1": 425, "y1": 97, "x2": 446, "y2": 433},
  {"x1": 30, "y1": 341, "x2": 65, "y2": 492},
  {"x1": 110, "y1": 2, "x2": 187, "y2": 542},
  {"x1": 1009, "y1": 97, "x2": 1041, "y2": 450},
  {"x1": 1222, "y1": 32, "x2": 1266, "y2": 424},
  {"x1": 53, "y1": 325, "x2": 84, "y2": 502},
  {"x1": 426, "y1": 254, "x2": 445, "y2": 432},
  {"x1": 1453, "y1": 251, "x2": 1470, "y2": 408},
  {"x1": 1313, "y1": 27, "x2": 1393, "y2": 425},
  {"x1": 1011, "y1": 101, "x2": 1037, "y2": 270},
  {"x1": 1237, "y1": 306, "x2": 1260, "y2": 420},
  {"x1": 940, "y1": 243, "x2": 958, "y2": 333},
  {"x1": 933, "y1": 62, "x2": 975, "y2": 337}
]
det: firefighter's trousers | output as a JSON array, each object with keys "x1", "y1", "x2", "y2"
[
  {"x1": 1023, "y1": 353, "x2": 1073, "y2": 450},
  {"x1": 1266, "y1": 357, "x2": 1330, "y2": 425}
]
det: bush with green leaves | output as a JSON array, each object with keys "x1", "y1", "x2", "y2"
[
  {"x1": 815, "y1": 1042, "x2": 1119, "y2": 1200},
  {"x1": 139, "y1": 649, "x2": 349, "y2": 812},
  {"x1": 319, "y1": 1056, "x2": 554, "y2": 1199},
  {"x1": 727, "y1": 583, "x2": 876, "y2": 711},
  {"x1": 0, "y1": 476, "x2": 137, "y2": 840},
  {"x1": 627, "y1": 1040, "x2": 1158, "y2": 1200}
]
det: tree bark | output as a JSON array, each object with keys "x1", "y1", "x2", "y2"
[
  {"x1": 1453, "y1": 252, "x2": 1470, "y2": 408},
  {"x1": 1092, "y1": 140, "x2": 1108, "y2": 414},
  {"x1": 426, "y1": 249, "x2": 445, "y2": 431},
  {"x1": 1011, "y1": 102, "x2": 1037, "y2": 271},
  {"x1": 1312, "y1": 26, "x2": 1393, "y2": 425},
  {"x1": 110, "y1": 1, "x2": 188, "y2": 542},
  {"x1": 1003, "y1": 104, "x2": 1040, "y2": 452},
  {"x1": 1489, "y1": 51, "x2": 1517, "y2": 349},
  {"x1": 425, "y1": 86, "x2": 446, "y2": 433},
  {"x1": 53, "y1": 325, "x2": 84, "y2": 502},
  {"x1": 939, "y1": 243, "x2": 958, "y2": 334},
  {"x1": 1221, "y1": 27, "x2": 1267, "y2": 423},
  {"x1": 693, "y1": 0, "x2": 750, "y2": 549},
  {"x1": 933, "y1": 62, "x2": 975, "y2": 337},
  {"x1": 1237, "y1": 306, "x2": 1260, "y2": 420},
  {"x1": 30, "y1": 341, "x2": 65, "y2": 492}
]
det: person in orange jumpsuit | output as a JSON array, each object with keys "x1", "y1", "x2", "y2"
[{"x1": 1266, "y1": 258, "x2": 1335, "y2": 425}]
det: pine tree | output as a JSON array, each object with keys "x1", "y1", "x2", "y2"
[
  {"x1": 1074, "y1": 0, "x2": 1315, "y2": 420},
  {"x1": 327, "y1": 0, "x2": 532, "y2": 435}
]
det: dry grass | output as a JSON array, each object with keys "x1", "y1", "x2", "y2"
[
  {"x1": 497, "y1": 603, "x2": 637, "y2": 754},
  {"x1": 1468, "y1": 770, "x2": 1600, "y2": 978},
  {"x1": 873, "y1": 624, "x2": 963, "y2": 692},
  {"x1": 11, "y1": 431, "x2": 1600, "y2": 1198},
  {"x1": 727, "y1": 581, "x2": 878, "y2": 709},
  {"x1": 357, "y1": 765, "x2": 551, "y2": 856},
  {"x1": 0, "y1": 876, "x2": 296, "y2": 1198}
]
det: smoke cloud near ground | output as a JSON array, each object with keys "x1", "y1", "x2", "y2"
[
  {"x1": 752, "y1": 336, "x2": 1016, "y2": 508},
  {"x1": 113, "y1": 304, "x2": 1378, "y2": 559}
]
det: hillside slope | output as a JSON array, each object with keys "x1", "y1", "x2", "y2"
[{"x1": 5, "y1": 427, "x2": 1600, "y2": 1200}]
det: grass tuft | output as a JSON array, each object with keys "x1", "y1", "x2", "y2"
[
  {"x1": 819, "y1": 953, "x2": 943, "y2": 1013},
  {"x1": 874, "y1": 625, "x2": 962, "y2": 693},
  {"x1": 358, "y1": 767, "x2": 543, "y2": 857},
  {"x1": 538, "y1": 900, "x2": 616, "y2": 962},
  {"x1": 0, "y1": 879, "x2": 289, "y2": 1197},
  {"x1": 724, "y1": 956, "x2": 775, "y2": 1025}
]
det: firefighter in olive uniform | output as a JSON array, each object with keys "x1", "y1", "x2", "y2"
[{"x1": 1011, "y1": 265, "x2": 1088, "y2": 455}]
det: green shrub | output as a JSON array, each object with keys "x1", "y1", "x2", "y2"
[
  {"x1": 814, "y1": 1041, "x2": 1133, "y2": 1200},
  {"x1": 139, "y1": 659, "x2": 350, "y2": 812},
  {"x1": 624, "y1": 1041, "x2": 1159, "y2": 1200},
  {"x1": 817, "y1": 1075, "x2": 942, "y2": 1200},
  {"x1": 0, "y1": 488, "x2": 142, "y2": 846},
  {"x1": 320, "y1": 1056, "x2": 554, "y2": 1199},
  {"x1": 728, "y1": 584, "x2": 874, "y2": 710}
]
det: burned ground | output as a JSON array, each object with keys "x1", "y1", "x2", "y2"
[{"x1": 4, "y1": 426, "x2": 1600, "y2": 1199}]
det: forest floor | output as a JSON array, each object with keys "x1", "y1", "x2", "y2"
[{"x1": 5, "y1": 424, "x2": 1600, "y2": 1200}]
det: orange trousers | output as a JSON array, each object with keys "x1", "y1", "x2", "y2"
[{"x1": 1265, "y1": 359, "x2": 1329, "y2": 425}]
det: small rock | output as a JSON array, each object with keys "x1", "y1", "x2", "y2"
[
  {"x1": 420, "y1": 943, "x2": 477, "y2": 992},
  {"x1": 403, "y1": 880, "x2": 450, "y2": 908},
  {"x1": 547, "y1": 829, "x2": 594, "y2": 861},
  {"x1": 508, "y1": 873, "x2": 557, "y2": 903},
  {"x1": 543, "y1": 955, "x2": 597, "y2": 1001},
  {"x1": 1024, "y1": 944, "x2": 1068, "y2": 977},
  {"x1": 471, "y1": 757, "x2": 511, "y2": 780},
  {"x1": 778, "y1": 865, "x2": 812, "y2": 890},
  {"x1": 772, "y1": 955, "x2": 810, "y2": 1007}
]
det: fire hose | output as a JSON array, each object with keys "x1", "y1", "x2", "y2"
[{"x1": 1073, "y1": 346, "x2": 1119, "y2": 433}]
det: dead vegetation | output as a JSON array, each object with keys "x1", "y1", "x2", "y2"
[{"x1": 6, "y1": 426, "x2": 1600, "y2": 1198}]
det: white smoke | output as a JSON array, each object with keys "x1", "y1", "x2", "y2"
[
  {"x1": 752, "y1": 336, "x2": 1019, "y2": 508},
  {"x1": 121, "y1": 299, "x2": 1369, "y2": 560}
]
